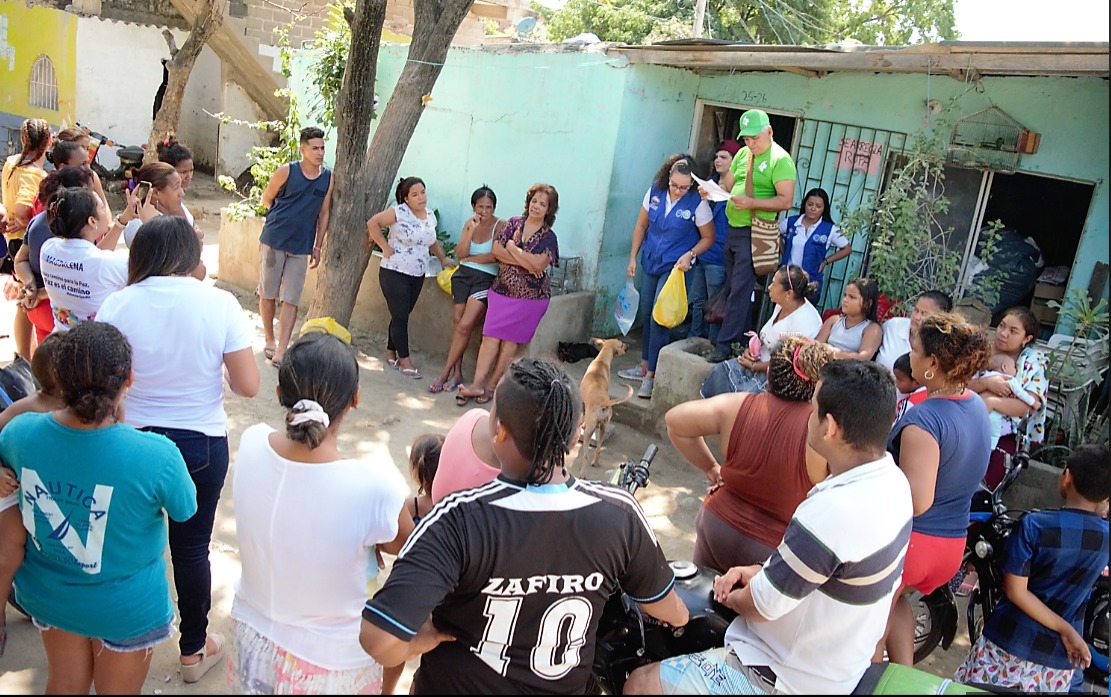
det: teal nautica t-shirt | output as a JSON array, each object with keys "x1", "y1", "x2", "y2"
[{"x1": 0, "y1": 412, "x2": 197, "y2": 641}]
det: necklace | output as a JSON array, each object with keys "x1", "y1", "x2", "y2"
[{"x1": 928, "y1": 385, "x2": 964, "y2": 398}]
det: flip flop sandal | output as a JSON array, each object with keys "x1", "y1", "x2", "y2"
[
  {"x1": 475, "y1": 389, "x2": 494, "y2": 405},
  {"x1": 455, "y1": 393, "x2": 472, "y2": 407},
  {"x1": 428, "y1": 381, "x2": 447, "y2": 394},
  {"x1": 444, "y1": 378, "x2": 464, "y2": 392},
  {"x1": 400, "y1": 367, "x2": 423, "y2": 380},
  {"x1": 386, "y1": 355, "x2": 400, "y2": 369},
  {"x1": 263, "y1": 346, "x2": 276, "y2": 360}
]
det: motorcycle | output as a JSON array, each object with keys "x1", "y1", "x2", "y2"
[
  {"x1": 590, "y1": 445, "x2": 1000, "y2": 695},
  {"x1": 75, "y1": 122, "x2": 146, "y2": 191},
  {"x1": 913, "y1": 447, "x2": 1109, "y2": 689}
]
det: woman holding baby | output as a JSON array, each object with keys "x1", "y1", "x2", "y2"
[{"x1": 969, "y1": 306, "x2": 1048, "y2": 491}]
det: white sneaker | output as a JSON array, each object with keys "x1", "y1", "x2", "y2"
[
  {"x1": 618, "y1": 366, "x2": 647, "y2": 381},
  {"x1": 637, "y1": 377, "x2": 654, "y2": 399}
]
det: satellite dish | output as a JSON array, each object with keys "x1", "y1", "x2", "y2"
[{"x1": 516, "y1": 16, "x2": 537, "y2": 35}]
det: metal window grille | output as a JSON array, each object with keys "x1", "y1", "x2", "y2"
[{"x1": 29, "y1": 55, "x2": 59, "y2": 111}]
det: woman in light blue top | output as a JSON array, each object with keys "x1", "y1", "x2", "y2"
[
  {"x1": 430, "y1": 186, "x2": 505, "y2": 394},
  {"x1": 0, "y1": 321, "x2": 197, "y2": 694}
]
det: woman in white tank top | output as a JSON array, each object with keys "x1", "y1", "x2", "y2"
[{"x1": 815, "y1": 277, "x2": 883, "y2": 360}]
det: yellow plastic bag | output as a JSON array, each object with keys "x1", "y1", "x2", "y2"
[
  {"x1": 437, "y1": 265, "x2": 459, "y2": 295},
  {"x1": 652, "y1": 267, "x2": 688, "y2": 328},
  {"x1": 299, "y1": 316, "x2": 352, "y2": 344}
]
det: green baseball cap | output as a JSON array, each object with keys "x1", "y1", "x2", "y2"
[{"x1": 738, "y1": 109, "x2": 770, "y2": 137}]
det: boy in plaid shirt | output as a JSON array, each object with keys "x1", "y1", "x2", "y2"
[{"x1": 955, "y1": 443, "x2": 1109, "y2": 692}]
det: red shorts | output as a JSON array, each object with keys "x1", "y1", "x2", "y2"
[
  {"x1": 26, "y1": 300, "x2": 55, "y2": 344},
  {"x1": 901, "y1": 530, "x2": 966, "y2": 595}
]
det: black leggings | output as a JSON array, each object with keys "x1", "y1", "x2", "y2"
[{"x1": 379, "y1": 267, "x2": 425, "y2": 358}]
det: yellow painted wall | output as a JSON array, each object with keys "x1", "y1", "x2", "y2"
[{"x1": 0, "y1": 0, "x2": 77, "y2": 125}]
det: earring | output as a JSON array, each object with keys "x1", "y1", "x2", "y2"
[{"x1": 924, "y1": 369, "x2": 935, "y2": 381}]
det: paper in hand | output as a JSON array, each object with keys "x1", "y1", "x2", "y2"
[{"x1": 692, "y1": 174, "x2": 731, "y2": 202}]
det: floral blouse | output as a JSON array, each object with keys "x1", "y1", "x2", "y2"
[
  {"x1": 380, "y1": 203, "x2": 437, "y2": 277},
  {"x1": 490, "y1": 216, "x2": 559, "y2": 301}
]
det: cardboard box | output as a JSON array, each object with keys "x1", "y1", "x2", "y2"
[
  {"x1": 1033, "y1": 282, "x2": 1066, "y2": 301},
  {"x1": 1030, "y1": 300, "x2": 1059, "y2": 325}
]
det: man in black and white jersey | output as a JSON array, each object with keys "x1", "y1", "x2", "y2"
[{"x1": 359, "y1": 357, "x2": 688, "y2": 694}]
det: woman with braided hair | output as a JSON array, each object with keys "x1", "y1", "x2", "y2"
[
  {"x1": 0, "y1": 321, "x2": 197, "y2": 693},
  {"x1": 360, "y1": 357, "x2": 688, "y2": 694},
  {"x1": 666, "y1": 335, "x2": 835, "y2": 573}
]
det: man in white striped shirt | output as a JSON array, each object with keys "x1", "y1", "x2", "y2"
[{"x1": 626, "y1": 360, "x2": 914, "y2": 695}]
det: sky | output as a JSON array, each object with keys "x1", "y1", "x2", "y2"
[
  {"x1": 954, "y1": 0, "x2": 1108, "y2": 42},
  {"x1": 534, "y1": 0, "x2": 1110, "y2": 43}
]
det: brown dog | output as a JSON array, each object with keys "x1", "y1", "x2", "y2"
[{"x1": 577, "y1": 338, "x2": 635, "y2": 476}]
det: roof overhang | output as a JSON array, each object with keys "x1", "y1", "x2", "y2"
[{"x1": 608, "y1": 40, "x2": 1110, "y2": 79}]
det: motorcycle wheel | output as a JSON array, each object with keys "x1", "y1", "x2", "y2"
[
  {"x1": 911, "y1": 591, "x2": 944, "y2": 664},
  {"x1": 967, "y1": 587, "x2": 986, "y2": 646}
]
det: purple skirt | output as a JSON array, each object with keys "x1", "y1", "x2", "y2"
[{"x1": 483, "y1": 290, "x2": 550, "y2": 344}]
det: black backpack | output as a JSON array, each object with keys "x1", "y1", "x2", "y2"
[{"x1": 0, "y1": 354, "x2": 37, "y2": 409}]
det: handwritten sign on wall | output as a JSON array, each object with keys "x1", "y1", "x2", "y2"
[{"x1": 836, "y1": 138, "x2": 884, "y2": 175}]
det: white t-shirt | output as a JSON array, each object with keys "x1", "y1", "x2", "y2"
[
  {"x1": 642, "y1": 190, "x2": 713, "y2": 226},
  {"x1": 96, "y1": 276, "x2": 252, "y2": 437},
  {"x1": 875, "y1": 316, "x2": 912, "y2": 374},
  {"x1": 778, "y1": 216, "x2": 848, "y2": 268},
  {"x1": 39, "y1": 237, "x2": 129, "y2": 331},
  {"x1": 727, "y1": 454, "x2": 912, "y2": 694},
  {"x1": 123, "y1": 204, "x2": 195, "y2": 247},
  {"x1": 230, "y1": 423, "x2": 410, "y2": 670},
  {"x1": 757, "y1": 300, "x2": 823, "y2": 362}
]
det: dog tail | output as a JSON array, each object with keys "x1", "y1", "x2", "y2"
[{"x1": 600, "y1": 384, "x2": 636, "y2": 408}]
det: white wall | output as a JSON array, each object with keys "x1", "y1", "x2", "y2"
[
  {"x1": 75, "y1": 15, "x2": 220, "y2": 171},
  {"x1": 216, "y1": 76, "x2": 269, "y2": 179}
]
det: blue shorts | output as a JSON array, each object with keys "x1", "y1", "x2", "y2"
[
  {"x1": 657, "y1": 646, "x2": 774, "y2": 695},
  {"x1": 33, "y1": 618, "x2": 174, "y2": 653}
]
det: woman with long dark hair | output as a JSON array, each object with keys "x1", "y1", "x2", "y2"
[
  {"x1": 96, "y1": 216, "x2": 260, "y2": 682},
  {"x1": 813, "y1": 276, "x2": 883, "y2": 360},
  {"x1": 779, "y1": 187, "x2": 851, "y2": 301}
]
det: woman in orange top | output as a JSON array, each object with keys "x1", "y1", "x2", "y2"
[
  {"x1": 2, "y1": 118, "x2": 52, "y2": 360},
  {"x1": 664, "y1": 335, "x2": 835, "y2": 572}
]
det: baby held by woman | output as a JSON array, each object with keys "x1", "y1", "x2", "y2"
[{"x1": 975, "y1": 352, "x2": 1037, "y2": 447}]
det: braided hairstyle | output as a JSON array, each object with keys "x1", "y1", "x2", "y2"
[
  {"x1": 494, "y1": 357, "x2": 582, "y2": 485},
  {"x1": 11, "y1": 118, "x2": 52, "y2": 171},
  {"x1": 916, "y1": 311, "x2": 992, "y2": 387},
  {"x1": 765, "y1": 335, "x2": 834, "y2": 402},
  {"x1": 54, "y1": 322, "x2": 132, "y2": 424}
]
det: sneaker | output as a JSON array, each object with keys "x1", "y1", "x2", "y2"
[
  {"x1": 704, "y1": 349, "x2": 730, "y2": 364},
  {"x1": 618, "y1": 366, "x2": 647, "y2": 381},
  {"x1": 637, "y1": 377, "x2": 655, "y2": 399}
]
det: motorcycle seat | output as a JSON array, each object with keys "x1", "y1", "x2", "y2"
[{"x1": 117, "y1": 146, "x2": 145, "y2": 161}]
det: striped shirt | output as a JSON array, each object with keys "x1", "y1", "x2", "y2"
[
  {"x1": 727, "y1": 454, "x2": 913, "y2": 694},
  {"x1": 363, "y1": 475, "x2": 676, "y2": 694}
]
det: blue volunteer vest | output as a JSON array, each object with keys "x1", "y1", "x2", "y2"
[
  {"x1": 782, "y1": 214, "x2": 836, "y2": 292},
  {"x1": 640, "y1": 187, "x2": 702, "y2": 276},
  {"x1": 259, "y1": 162, "x2": 332, "y2": 255}
]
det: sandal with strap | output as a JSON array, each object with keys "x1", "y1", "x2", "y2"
[
  {"x1": 400, "y1": 367, "x2": 423, "y2": 380},
  {"x1": 180, "y1": 632, "x2": 226, "y2": 684},
  {"x1": 475, "y1": 388, "x2": 494, "y2": 405},
  {"x1": 428, "y1": 381, "x2": 447, "y2": 394}
]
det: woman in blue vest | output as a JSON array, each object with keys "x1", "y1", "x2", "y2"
[
  {"x1": 618, "y1": 155, "x2": 714, "y2": 399},
  {"x1": 688, "y1": 139, "x2": 741, "y2": 342},
  {"x1": 779, "y1": 187, "x2": 851, "y2": 302}
]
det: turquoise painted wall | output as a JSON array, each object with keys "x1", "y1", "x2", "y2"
[{"x1": 290, "y1": 46, "x2": 1108, "y2": 337}]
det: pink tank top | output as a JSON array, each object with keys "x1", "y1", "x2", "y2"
[{"x1": 431, "y1": 408, "x2": 500, "y2": 503}]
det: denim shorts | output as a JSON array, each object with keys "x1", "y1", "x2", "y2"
[{"x1": 33, "y1": 618, "x2": 174, "y2": 653}]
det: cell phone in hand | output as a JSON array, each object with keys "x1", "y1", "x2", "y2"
[{"x1": 134, "y1": 180, "x2": 153, "y2": 202}]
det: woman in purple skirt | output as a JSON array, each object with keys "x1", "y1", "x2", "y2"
[{"x1": 456, "y1": 184, "x2": 559, "y2": 405}]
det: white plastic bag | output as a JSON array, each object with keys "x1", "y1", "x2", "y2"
[{"x1": 614, "y1": 278, "x2": 640, "y2": 336}]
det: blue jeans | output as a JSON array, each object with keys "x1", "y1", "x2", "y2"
[
  {"x1": 715, "y1": 226, "x2": 757, "y2": 354},
  {"x1": 687, "y1": 263, "x2": 726, "y2": 343},
  {"x1": 142, "y1": 427, "x2": 229, "y2": 657},
  {"x1": 639, "y1": 266, "x2": 692, "y2": 373}
]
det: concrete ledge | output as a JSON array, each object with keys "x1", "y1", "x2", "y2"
[
  {"x1": 217, "y1": 212, "x2": 595, "y2": 361},
  {"x1": 614, "y1": 337, "x2": 713, "y2": 437},
  {"x1": 1003, "y1": 458, "x2": 1064, "y2": 512}
]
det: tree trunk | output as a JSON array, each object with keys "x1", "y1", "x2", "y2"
[
  {"x1": 309, "y1": 0, "x2": 474, "y2": 327},
  {"x1": 146, "y1": 0, "x2": 224, "y2": 162}
]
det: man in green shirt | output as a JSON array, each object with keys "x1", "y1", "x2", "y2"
[{"x1": 704, "y1": 110, "x2": 796, "y2": 363}]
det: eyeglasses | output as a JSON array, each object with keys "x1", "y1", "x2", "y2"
[{"x1": 669, "y1": 181, "x2": 692, "y2": 192}]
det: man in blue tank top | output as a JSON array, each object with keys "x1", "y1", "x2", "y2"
[{"x1": 257, "y1": 127, "x2": 334, "y2": 367}]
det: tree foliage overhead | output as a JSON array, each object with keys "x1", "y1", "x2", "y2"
[{"x1": 546, "y1": 0, "x2": 958, "y2": 46}]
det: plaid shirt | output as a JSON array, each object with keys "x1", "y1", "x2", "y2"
[{"x1": 984, "y1": 508, "x2": 1109, "y2": 669}]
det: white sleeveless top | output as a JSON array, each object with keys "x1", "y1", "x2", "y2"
[{"x1": 827, "y1": 315, "x2": 873, "y2": 354}]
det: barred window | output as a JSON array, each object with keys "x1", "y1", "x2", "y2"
[{"x1": 29, "y1": 55, "x2": 59, "y2": 111}]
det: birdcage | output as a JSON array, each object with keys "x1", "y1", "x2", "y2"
[
  {"x1": 947, "y1": 106, "x2": 1040, "y2": 173},
  {"x1": 550, "y1": 256, "x2": 583, "y2": 296}
]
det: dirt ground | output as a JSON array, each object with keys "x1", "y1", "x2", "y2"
[{"x1": 0, "y1": 176, "x2": 977, "y2": 693}]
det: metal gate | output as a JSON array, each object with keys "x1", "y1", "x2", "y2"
[{"x1": 790, "y1": 120, "x2": 908, "y2": 312}]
